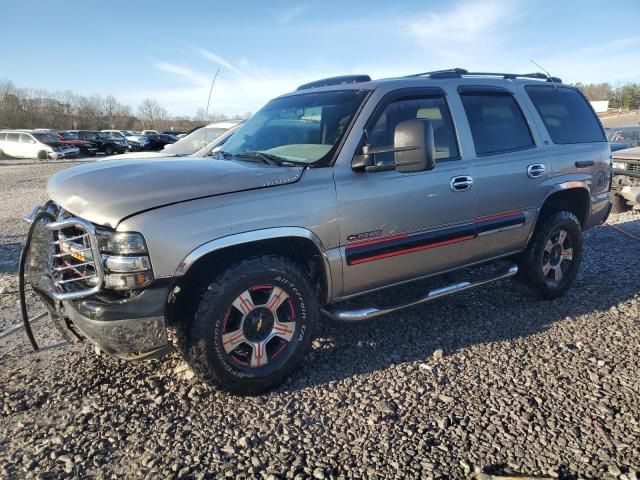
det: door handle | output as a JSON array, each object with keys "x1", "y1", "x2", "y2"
[
  {"x1": 450, "y1": 175, "x2": 473, "y2": 192},
  {"x1": 527, "y1": 163, "x2": 546, "y2": 178},
  {"x1": 575, "y1": 160, "x2": 594, "y2": 168}
]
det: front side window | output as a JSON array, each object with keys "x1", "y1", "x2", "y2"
[
  {"x1": 526, "y1": 86, "x2": 605, "y2": 144},
  {"x1": 367, "y1": 95, "x2": 459, "y2": 166},
  {"x1": 460, "y1": 92, "x2": 534, "y2": 156},
  {"x1": 220, "y1": 89, "x2": 369, "y2": 166},
  {"x1": 32, "y1": 133, "x2": 59, "y2": 144},
  {"x1": 20, "y1": 133, "x2": 36, "y2": 144}
]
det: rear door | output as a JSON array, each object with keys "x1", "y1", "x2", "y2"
[
  {"x1": 456, "y1": 86, "x2": 547, "y2": 260},
  {"x1": 334, "y1": 88, "x2": 478, "y2": 297}
]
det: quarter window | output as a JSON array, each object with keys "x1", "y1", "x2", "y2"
[
  {"x1": 526, "y1": 86, "x2": 605, "y2": 144},
  {"x1": 460, "y1": 92, "x2": 534, "y2": 156},
  {"x1": 367, "y1": 96, "x2": 459, "y2": 166}
]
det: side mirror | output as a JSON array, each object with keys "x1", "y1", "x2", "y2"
[{"x1": 394, "y1": 119, "x2": 435, "y2": 173}]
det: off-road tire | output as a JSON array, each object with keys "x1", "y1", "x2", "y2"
[
  {"x1": 179, "y1": 255, "x2": 318, "y2": 394},
  {"x1": 519, "y1": 211, "x2": 582, "y2": 299},
  {"x1": 610, "y1": 192, "x2": 632, "y2": 213},
  {"x1": 37, "y1": 150, "x2": 48, "y2": 160}
]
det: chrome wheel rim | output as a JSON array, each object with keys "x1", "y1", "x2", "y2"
[
  {"x1": 542, "y1": 228, "x2": 573, "y2": 287},
  {"x1": 221, "y1": 285, "x2": 296, "y2": 368}
]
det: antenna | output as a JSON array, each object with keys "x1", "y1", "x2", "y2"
[
  {"x1": 203, "y1": 67, "x2": 221, "y2": 147},
  {"x1": 530, "y1": 60, "x2": 557, "y2": 90}
]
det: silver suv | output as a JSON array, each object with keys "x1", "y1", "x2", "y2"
[{"x1": 24, "y1": 69, "x2": 612, "y2": 393}]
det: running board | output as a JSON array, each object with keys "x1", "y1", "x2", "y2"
[{"x1": 323, "y1": 261, "x2": 518, "y2": 322}]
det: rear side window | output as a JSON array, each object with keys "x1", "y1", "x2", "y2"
[
  {"x1": 0, "y1": 133, "x2": 6, "y2": 141},
  {"x1": 525, "y1": 86, "x2": 605, "y2": 144},
  {"x1": 7, "y1": 133, "x2": 19, "y2": 142},
  {"x1": 459, "y1": 92, "x2": 534, "y2": 156}
]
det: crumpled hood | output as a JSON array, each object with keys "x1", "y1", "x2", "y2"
[{"x1": 47, "y1": 157, "x2": 304, "y2": 227}]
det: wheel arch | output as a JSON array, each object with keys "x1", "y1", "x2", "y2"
[
  {"x1": 167, "y1": 228, "x2": 332, "y2": 327},
  {"x1": 537, "y1": 182, "x2": 591, "y2": 228}
]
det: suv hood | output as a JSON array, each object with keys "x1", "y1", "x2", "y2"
[{"x1": 47, "y1": 157, "x2": 304, "y2": 227}]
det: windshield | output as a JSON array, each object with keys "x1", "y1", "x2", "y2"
[
  {"x1": 163, "y1": 126, "x2": 229, "y2": 155},
  {"x1": 60, "y1": 132, "x2": 78, "y2": 140},
  {"x1": 220, "y1": 89, "x2": 369, "y2": 166},
  {"x1": 608, "y1": 128, "x2": 640, "y2": 146},
  {"x1": 122, "y1": 131, "x2": 135, "y2": 136},
  {"x1": 33, "y1": 133, "x2": 60, "y2": 144}
]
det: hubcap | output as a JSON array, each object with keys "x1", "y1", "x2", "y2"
[
  {"x1": 542, "y1": 229, "x2": 573, "y2": 286},
  {"x1": 221, "y1": 285, "x2": 296, "y2": 368}
]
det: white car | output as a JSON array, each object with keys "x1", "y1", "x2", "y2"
[
  {"x1": 102, "y1": 121, "x2": 242, "y2": 160},
  {"x1": 0, "y1": 130, "x2": 79, "y2": 160}
]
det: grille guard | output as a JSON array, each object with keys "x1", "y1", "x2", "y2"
[{"x1": 45, "y1": 217, "x2": 105, "y2": 301}]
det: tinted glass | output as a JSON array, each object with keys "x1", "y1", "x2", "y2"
[
  {"x1": 460, "y1": 92, "x2": 534, "y2": 156},
  {"x1": 526, "y1": 86, "x2": 605, "y2": 144},
  {"x1": 368, "y1": 95, "x2": 459, "y2": 166},
  {"x1": 7, "y1": 133, "x2": 19, "y2": 142}
]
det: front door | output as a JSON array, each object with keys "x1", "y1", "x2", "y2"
[{"x1": 334, "y1": 89, "x2": 477, "y2": 297}]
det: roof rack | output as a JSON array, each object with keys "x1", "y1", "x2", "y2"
[
  {"x1": 296, "y1": 75, "x2": 371, "y2": 91},
  {"x1": 405, "y1": 68, "x2": 562, "y2": 83}
]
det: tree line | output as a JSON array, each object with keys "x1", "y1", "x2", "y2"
[
  {"x1": 576, "y1": 82, "x2": 640, "y2": 110},
  {"x1": 0, "y1": 79, "x2": 250, "y2": 131}
]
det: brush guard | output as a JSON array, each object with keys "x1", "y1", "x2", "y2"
[{"x1": 18, "y1": 203, "x2": 83, "y2": 351}]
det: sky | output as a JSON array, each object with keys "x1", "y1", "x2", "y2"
[{"x1": 2, "y1": 0, "x2": 640, "y2": 117}]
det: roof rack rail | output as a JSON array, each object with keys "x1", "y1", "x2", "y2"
[
  {"x1": 296, "y1": 75, "x2": 371, "y2": 91},
  {"x1": 406, "y1": 68, "x2": 562, "y2": 83}
]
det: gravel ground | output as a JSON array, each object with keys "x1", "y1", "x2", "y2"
[{"x1": 0, "y1": 160, "x2": 639, "y2": 479}]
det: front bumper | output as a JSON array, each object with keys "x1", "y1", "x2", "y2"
[
  {"x1": 49, "y1": 149, "x2": 80, "y2": 159},
  {"x1": 62, "y1": 282, "x2": 173, "y2": 359}
]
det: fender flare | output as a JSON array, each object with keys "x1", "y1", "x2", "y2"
[{"x1": 173, "y1": 227, "x2": 333, "y2": 302}]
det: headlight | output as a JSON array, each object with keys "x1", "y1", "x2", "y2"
[
  {"x1": 96, "y1": 229, "x2": 154, "y2": 290},
  {"x1": 96, "y1": 229, "x2": 147, "y2": 254},
  {"x1": 103, "y1": 255, "x2": 151, "y2": 272},
  {"x1": 612, "y1": 161, "x2": 626, "y2": 170}
]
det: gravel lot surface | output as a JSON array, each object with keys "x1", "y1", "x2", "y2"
[{"x1": 0, "y1": 159, "x2": 639, "y2": 479}]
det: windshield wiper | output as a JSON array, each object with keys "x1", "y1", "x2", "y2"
[{"x1": 216, "y1": 150, "x2": 299, "y2": 166}]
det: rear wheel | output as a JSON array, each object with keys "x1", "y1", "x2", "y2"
[
  {"x1": 104, "y1": 145, "x2": 114, "y2": 155},
  {"x1": 179, "y1": 255, "x2": 318, "y2": 394},
  {"x1": 519, "y1": 211, "x2": 582, "y2": 299}
]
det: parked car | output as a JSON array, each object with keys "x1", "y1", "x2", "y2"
[
  {"x1": 607, "y1": 125, "x2": 640, "y2": 148},
  {"x1": 143, "y1": 133, "x2": 177, "y2": 150},
  {"x1": 68, "y1": 130, "x2": 128, "y2": 155},
  {"x1": 610, "y1": 146, "x2": 640, "y2": 212},
  {"x1": 101, "y1": 130, "x2": 130, "y2": 147},
  {"x1": 24, "y1": 69, "x2": 612, "y2": 394},
  {"x1": 58, "y1": 131, "x2": 99, "y2": 156},
  {"x1": 117, "y1": 130, "x2": 149, "y2": 150},
  {"x1": 0, "y1": 130, "x2": 79, "y2": 159},
  {"x1": 101, "y1": 121, "x2": 243, "y2": 160}
]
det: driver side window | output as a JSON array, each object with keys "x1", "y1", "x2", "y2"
[{"x1": 368, "y1": 96, "x2": 459, "y2": 166}]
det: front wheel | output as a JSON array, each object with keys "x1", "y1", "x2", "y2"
[
  {"x1": 179, "y1": 255, "x2": 318, "y2": 394},
  {"x1": 519, "y1": 211, "x2": 582, "y2": 299}
]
